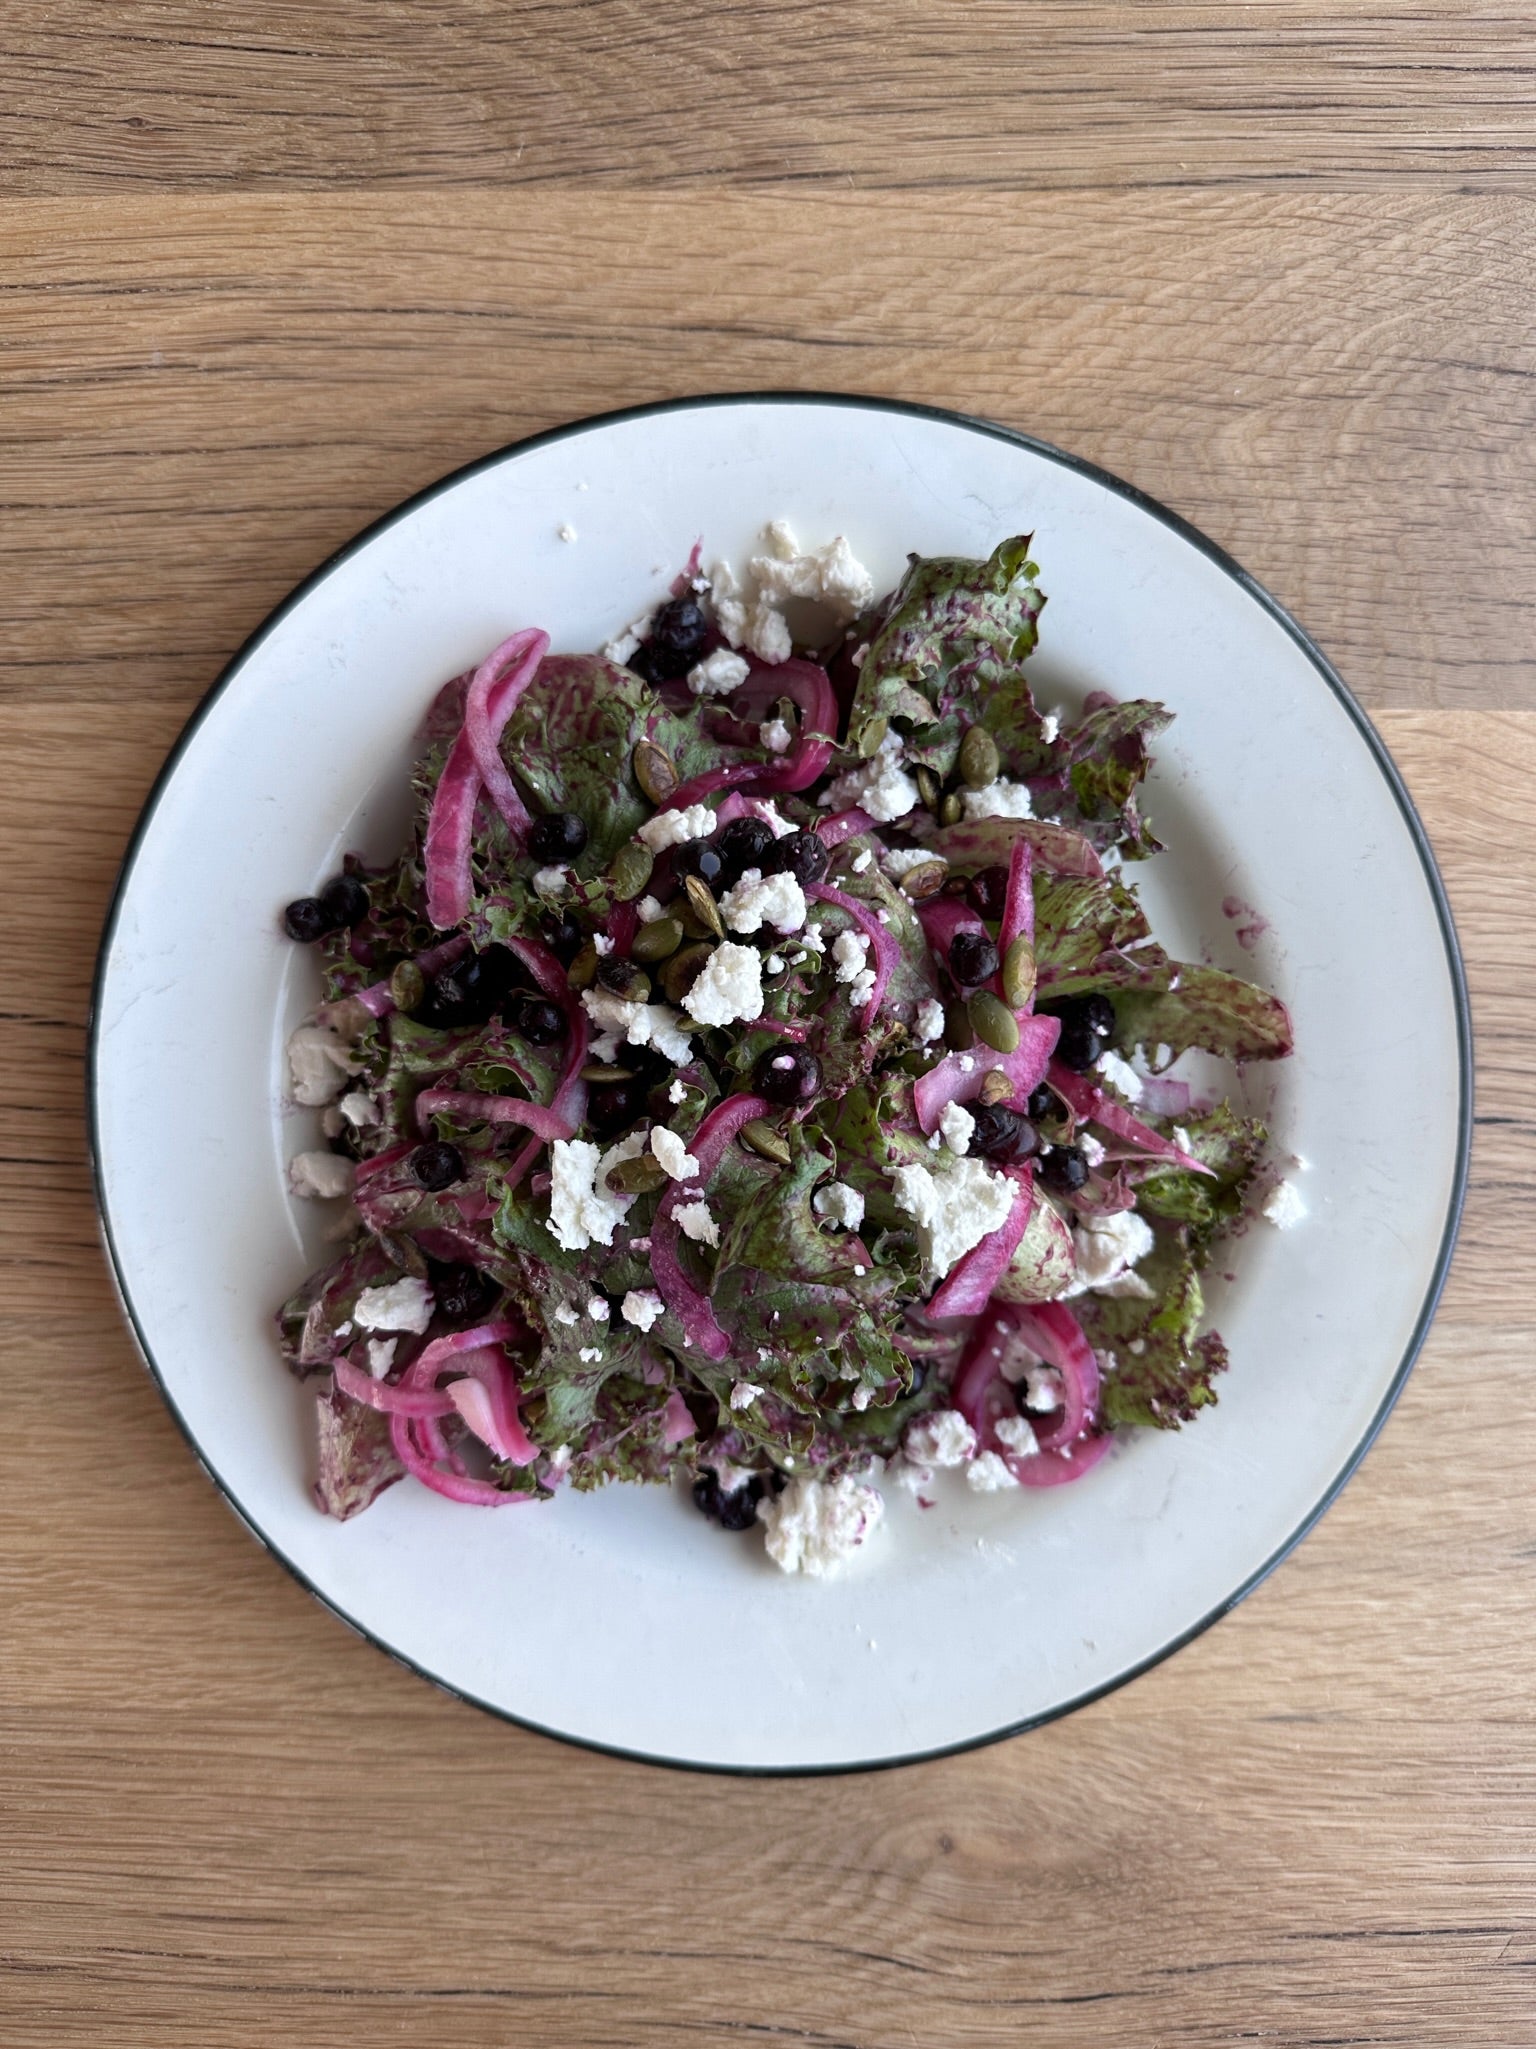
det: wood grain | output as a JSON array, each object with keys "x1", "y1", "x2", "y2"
[{"x1": 5, "y1": 21, "x2": 1536, "y2": 2043}]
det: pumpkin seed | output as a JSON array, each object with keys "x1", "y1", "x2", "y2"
[
  {"x1": 968, "y1": 989, "x2": 1021, "y2": 1054},
  {"x1": 566, "y1": 938, "x2": 599, "y2": 991},
  {"x1": 959, "y1": 724, "x2": 1000, "y2": 790},
  {"x1": 978, "y1": 1067, "x2": 1015, "y2": 1106},
  {"x1": 605, "y1": 1153, "x2": 669, "y2": 1196},
  {"x1": 740, "y1": 1119, "x2": 792, "y2": 1166},
  {"x1": 609, "y1": 839, "x2": 655, "y2": 902},
  {"x1": 898, "y1": 859, "x2": 949, "y2": 902},
  {"x1": 939, "y1": 791, "x2": 964, "y2": 828},
  {"x1": 580, "y1": 1061, "x2": 637, "y2": 1083},
  {"x1": 389, "y1": 960, "x2": 426, "y2": 1012},
  {"x1": 1002, "y1": 934, "x2": 1036, "y2": 1012},
  {"x1": 683, "y1": 872, "x2": 725, "y2": 940},
  {"x1": 914, "y1": 764, "x2": 940, "y2": 813},
  {"x1": 660, "y1": 942, "x2": 715, "y2": 1007},
  {"x1": 944, "y1": 997, "x2": 975, "y2": 1051},
  {"x1": 855, "y1": 713, "x2": 888, "y2": 759},
  {"x1": 633, "y1": 739, "x2": 679, "y2": 806},
  {"x1": 632, "y1": 916, "x2": 684, "y2": 963}
]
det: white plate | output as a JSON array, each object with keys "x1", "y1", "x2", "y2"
[{"x1": 90, "y1": 396, "x2": 1469, "y2": 1773}]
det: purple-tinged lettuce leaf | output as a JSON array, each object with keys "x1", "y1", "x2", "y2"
[
  {"x1": 279, "y1": 1240, "x2": 402, "y2": 1376},
  {"x1": 313, "y1": 1389, "x2": 405, "y2": 1519},
  {"x1": 1132, "y1": 1102, "x2": 1268, "y2": 1241},
  {"x1": 1113, "y1": 963, "x2": 1294, "y2": 1064},
  {"x1": 1058, "y1": 699, "x2": 1172, "y2": 861},
  {"x1": 929, "y1": 816, "x2": 1104, "y2": 880},
  {"x1": 1032, "y1": 870, "x2": 1169, "y2": 997},
  {"x1": 993, "y1": 1193, "x2": 1077, "y2": 1303},
  {"x1": 1078, "y1": 1225, "x2": 1227, "y2": 1430}
]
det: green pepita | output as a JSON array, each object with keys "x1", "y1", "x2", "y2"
[
  {"x1": 605, "y1": 1152, "x2": 669, "y2": 1196},
  {"x1": 683, "y1": 873, "x2": 725, "y2": 940},
  {"x1": 1002, "y1": 934, "x2": 1036, "y2": 1012},
  {"x1": 978, "y1": 1067, "x2": 1015, "y2": 1107},
  {"x1": 914, "y1": 764, "x2": 941, "y2": 813},
  {"x1": 939, "y1": 791, "x2": 965, "y2": 829},
  {"x1": 856, "y1": 713, "x2": 889, "y2": 759},
  {"x1": 632, "y1": 916, "x2": 684, "y2": 963},
  {"x1": 566, "y1": 938, "x2": 599, "y2": 991},
  {"x1": 959, "y1": 724, "x2": 1000, "y2": 790},
  {"x1": 633, "y1": 739, "x2": 679, "y2": 806},
  {"x1": 609, "y1": 840, "x2": 655, "y2": 902},
  {"x1": 968, "y1": 989, "x2": 1020, "y2": 1054},
  {"x1": 898, "y1": 859, "x2": 949, "y2": 902},
  {"x1": 580, "y1": 1061, "x2": 637, "y2": 1083},
  {"x1": 740, "y1": 1119, "x2": 792, "y2": 1166},
  {"x1": 660, "y1": 941, "x2": 715, "y2": 1007},
  {"x1": 389, "y1": 959, "x2": 426, "y2": 1012}
]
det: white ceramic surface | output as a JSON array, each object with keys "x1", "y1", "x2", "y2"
[{"x1": 90, "y1": 396, "x2": 1469, "y2": 1772}]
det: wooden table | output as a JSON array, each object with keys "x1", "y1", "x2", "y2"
[{"x1": 5, "y1": 8, "x2": 1533, "y2": 2043}]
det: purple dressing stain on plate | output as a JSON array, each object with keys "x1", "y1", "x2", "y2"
[{"x1": 1221, "y1": 894, "x2": 1269, "y2": 951}]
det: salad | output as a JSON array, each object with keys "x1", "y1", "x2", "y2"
[{"x1": 276, "y1": 522, "x2": 1295, "y2": 1574}]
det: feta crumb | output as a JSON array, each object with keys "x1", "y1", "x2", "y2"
[
  {"x1": 820, "y1": 731, "x2": 919, "y2": 824},
  {"x1": 719, "y1": 866, "x2": 807, "y2": 936},
  {"x1": 711, "y1": 526, "x2": 875, "y2": 670},
  {"x1": 1064, "y1": 1208, "x2": 1156, "y2": 1299},
  {"x1": 621, "y1": 1288, "x2": 665, "y2": 1332},
  {"x1": 758, "y1": 1474, "x2": 884, "y2": 1577},
  {"x1": 287, "y1": 1150, "x2": 355, "y2": 1200},
  {"x1": 586, "y1": 1295, "x2": 609, "y2": 1321},
  {"x1": 851, "y1": 1386, "x2": 873, "y2": 1411},
  {"x1": 337, "y1": 1091, "x2": 377, "y2": 1128},
  {"x1": 1095, "y1": 1049, "x2": 1144, "y2": 1102},
  {"x1": 1079, "y1": 1132, "x2": 1107, "y2": 1168},
  {"x1": 286, "y1": 1021, "x2": 360, "y2": 1105},
  {"x1": 883, "y1": 846, "x2": 943, "y2": 881},
  {"x1": 681, "y1": 942, "x2": 764, "y2": 1028},
  {"x1": 578, "y1": 1346, "x2": 604, "y2": 1364},
  {"x1": 890, "y1": 1155, "x2": 1016, "y2": 1279},
  {"x1": 674, "y1": 1198, "x2": 720, "y2": 1248},
  {"x1": 967, "y1": 1451, "x2": 1019, "y2": 1492},
  {"x1": 635, "y1": 802, "x2": 717, "y2": 853},
  {"x1": 730, "y1": 1380, "x2": 764, "y2": 1410},
  {"x1": 1040, "y1": 712, "x2": 1061, "y2": 744},
  {"x1": 958, "y1": 1055, "x2": 975, "y2": 1073},
  {"x1": 1172, "y1": 1124, "x2": 1194, "y2": 1156},
  {"x1": 601, "y1": 610, "x2": 653, "y2": 665},
  {"x1": 851, "y1": 848, "x2": 873, "y2": 874},
  {"x1": 939, "y1": 1102, "x2": 975, "y2": 1157},
  {"x1": 592, "y1": 934, "x2": 614, "y2": 956},
  {"x1": 557, "y1": 522, "x2": 577, "y2": 542},
  {"x1": 914, "y1": 997, "x2": 946, "y2": 1044},
  {"x1": 761, "y1": 716, "x2": 793, "y2": 753},
  {"x1": 754, "y1": 799, "x2": 797, "y2": 839},
  {"x1": 547, "y1": 1133, "x2": 647, "y2": 1252},
  {"x1": 533, "y1": 864, "x2": 570, "y2": 896},
  {"x1": 1021, "y1": 1366, "x2": 1063, "y2": 1413},
  {"x1": 832, "y1": 930, "x2": 870, "y2": 984},
  {"x1": 636, "y1": 894, "x2": 666, "y2": 923},
  {"x1": 994, "y1": 1413, "x2": 1039, "y2": 1458},
  {"x1": 813, "y1": 1181, "x2": 865, "y2": 1231},
  {"x1": 354, "y1": 1276, "x2": 435, "y2": 1335},
  {"x1": 366, "y1": 1337, "x2": 397, "y2": 1380},
  {"x1": 891, "y1": 1458, "x2": 933, "y2": 1497},
  {"x1": 1262, "y1": 1178, "x2": 1308, "y2": 1229},
  {"x1": 905, "y1": 1409, "x2": 978, "y2": 1468},
  {"x1": 581, "y1": 986, "x2": 694, "y2": 1065},
  {"x1": 847, "y1": 966, "x2": 876, "y2": 1008},
  {"x1": 553, "y1": 1304, "x2": 580, "y2": 1326},
  {"x1": 650, "y1": 1126, "x2": 701, "y2": 1182},
  {"x1": 765, "y1": 953, "x2": 785, "y2": 974},
  {"x1": 961, "y1": 777, "x2": 1035, "y2": 822},
  {"x1": 687, "y1": 647, "x2": 751, "y2": 698},
  {"x1": 667, "y1": 1078, "x2": 688, "y2": 1105}
]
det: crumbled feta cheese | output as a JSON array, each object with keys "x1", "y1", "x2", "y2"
[
  {"x1": 882, "y1": 846, "x2": 939, "y2": 881},
  {"x1": 939, "y1": 1102, "x2": 975, "y2": 1157},
  {"x1": 667, "y1": 1078, "x2": 688, "y2": 1105},
  {"x1": 719, "y1": 867, "x2": 807, "y2": 936},
  {"x1": 961, "y1": 777, "x2": 1035, "y2": 822},
  {"x1": 592, "y1": 934, "x2": 614, "y2": 956},
  {"x1": 650, "y1": 1126, "x2": 700, "y2": 1182},
  {"x1": 851, "y1": 848, "x2": 873, "y2": 874},
  {"x1": 890, "y1": 1156, "x2": 1016, "y2": 1278},
  {"x1": 286, "y1": 1022, "x2": 360, "y2": 1106},
  {"x1": 761, "y1": 716, "x2": 793, "y2": 753},
  {"x1": 891, "y1": 1458, "x2": 933, "y2": 1497},
  {"x1": 337, "y1": 1091, "x2": 378, "y2": 1128},
  {"x1": 1262, "y1": 1178, "x2": 1308, "y2": 1229},
  {"x1": 635, "y1": 802, "x2": 717, "y2": 853},
  {"x1": 687, "y1": 647, "x2": 751, "y2": 698},
  {"x1": 994, "y1": 1413, "x2": 1039, "y2": 1458},
  {"x1": 1040, "y1": 712, "x2": 1060, "y2": 745},
  {"x1": 847, "y1": 967, "x2": 876, "y2": 1008},
  {"x1": 1079, "y1": 1132, "x2": 1107, "y2": 1168},
  {"x1": 354, "y1": 1276, "x2": 435, "y2": 1335},
  {"x1": 674, "y1": 1198, "x2": 719, "y2": 1248},
  {"x1": 578, "y1": 1346, "x2": 604, "y2": 1364},
  {"x1": 1095, "y1": 1048, "x2": 1144, "y2": 1102},
  {"x1": 1064, "y1": 1207, "x2": 1156, "y2": 1299},
  {"x1": 366, "y1": 1336, "x2": 397, "y2": 1380},
  {"x1": 586, "y1": 1295, "x2": 609, "y2": 1321},
  {"x1": 533, "y1": 864, "x2": 570, "y2": 896},
  {"x1": 581, "y1": 987, "x2": 694, "y2": 1065},
  {"x1": 621, "y1": 1289, "x2": 665, "y2": 1332},
  {"x1": 813, "y1": 1181, "x2": 865, "y2": 1231},
  {"x1": 820, "y1": 731, "x2": 920, "y2": 824},
  {"x1": 905, "y1": 1409, "x2": 978, "y2": 1468},
  {"x1": 557, "y1": 522, "x2": 577, "y2": 542},
  {"x1": 799, "y1": 921, "x2": 825, "y2": 954},
  {"x1": 602, "y1": 609, "x2": 654, "y2": 665},
  {"x1": 729, "y1": 1380, "x2": 764, "y2": 1411},
  {"x1": 711, "y1": 525, "x2": 874, "y2": 669},
  {"x1": 832, "y1": 930, "x2": 870, "y2": 984},
  {"x1": 636, "y1": 894, "x2": 666, "y2": 923},
  {"x1": 287, "y1": 1150, "x2": 354, "y2": 1200},
  {"x1": 914, "y1": 997, "x2": 946, "y2": 1044},
  {"x1": 1172, "y1": 1124, "x2": 1194, "y2": 1156},
  {"x1": 850, "y1": 1386, "x2": 873, "y2": 1411},
  {"x1": 681, "y1": 942, "x2": 764, "y2": 1028},
  {"x1": 765, "y1": 953, "x2": 785, "y2": 974},
  {"x1": 759, "y1": 1474, "x2": 884, "y2": 1577},
  {"x1": 553, "y1": 1304, "x2": 580, "y2": 1326},
  {"x1": 1021, "y1": 1366, "x2": 1063, "y2": 1413},
  {"x1": 546, "y1": 1133, "x2": 647, "y2": 1252},
  {"x1": 967, "y1": 1451, "x2": 1019, "y2": 1492}
]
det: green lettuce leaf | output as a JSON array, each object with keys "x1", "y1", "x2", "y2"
[
  {"x1": 1033, "y1": 870, "x2": 1169, "y2": 997},
  {"x1": 1079, "y1": 1225, "x2": 1228, "y2": 1429},
  {"x1": 1133, "y1": 1102, "x2": 1267, "y2": 1241}
]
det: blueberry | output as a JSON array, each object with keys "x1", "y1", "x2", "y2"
[
  {"x1": 1026, "y1": 1082, "x2": 1057, "y2": 1122},
  {"x1": 1040, "y1": 992, "x2": 1116, "y2": 1045},
  {"x1": 319, "y1": 874, "x2": 370, "y2": 928},
  {"x1": 716, "y1": 816, "x2": 775, "y2": 886},
  {"x1": 1053, "y1": 1019, "x2": 1101, "y2": 1072},
  {"x1": 586, "y1": 1079, "x2": 648, "y2": 1138},
  {"x1": 529, "y1": 812, "x2": 588, "y2": 861},
  {"x1": 965, "y1": 865, "x2": 1011, "y2": 919},
  {"x1": 763, "y1": 830, "x2": 829, "y2": 888},
  {"x1": 691, "y1": 1466, "x2": 767, "y2": 1531},
  {"x1": 418, "y1": 951, "x2": 502, "y2": 1028},
  {"x1": 410, "y1": 1142, "x2": 465, "y2": 1191},
  {"x1": 596, "y1": 955, "x2": 646, "y2": 997},
  {"x1": 1038, "y1": 1145, "x2": 1090, "y2": 1195},
  {"x1": 541, "y1": 912, "x2": 585, "y2": 964},
  {"x1": 968, "y1": 1104, "x2": 1038, "y2": 1163},
  {"x1": 429, "y1": 1262, "x2": 501, "y2": 1326},
  {"x1": 283, "y1": 896, "x2": 334, "y2": 943},
  {"x1": 949, "y1": 931, "x2": 1000, "y2": 987},
  {"x1": 753, "y1": 1046, "x2": 822, "y2": 1108},
  {"x1": 676, "y1": 839, "x2": 725, "y2": 886},
  {"x1": 513, "y1": 997, "x2": 567, "y2": 1045},
  {"x1": 641, "y1": 597, "x2": 711, "y2": 680}
]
